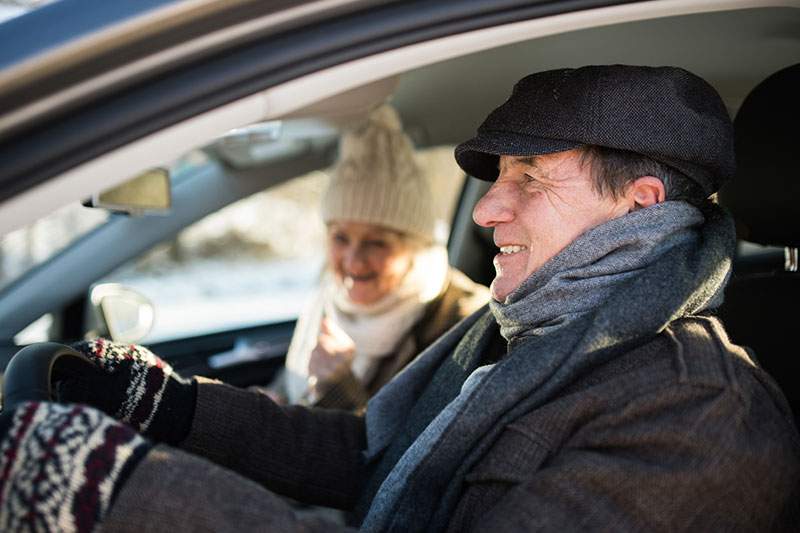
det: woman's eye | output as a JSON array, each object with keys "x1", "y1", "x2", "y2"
[{"x1": 332, "y1": 233, "x2": 349, "y2": 245}]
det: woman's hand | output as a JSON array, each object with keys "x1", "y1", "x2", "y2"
[{"x1": 307, "y1": 317, "x2": 356, "y2": 393}]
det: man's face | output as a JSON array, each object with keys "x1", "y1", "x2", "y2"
[{"x1": 473, "y1": 149, "x2": 631, "y2": 302}]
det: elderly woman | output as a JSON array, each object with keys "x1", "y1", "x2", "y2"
[{"x1": 277, "y1": 105, "x2": 488, "y2": 410}]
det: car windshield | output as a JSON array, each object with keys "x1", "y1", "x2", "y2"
[
  {"x1": 94, "y1": 143, "x2": 462, "y2": 345},
  {"x1": 4, "y1": 107, "x2": 465, "y2": 345},
  {"x1": 0, "y1": 150, "x2": 209, "y2": 293},
  {"x1": 0, "y1": 203, "x2": 108, "y2": 292}
]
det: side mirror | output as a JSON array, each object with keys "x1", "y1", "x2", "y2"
[{"x1": 89, "y1": 284, "x2": 155, "y2": 343}]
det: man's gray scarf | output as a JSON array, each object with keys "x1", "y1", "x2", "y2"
[{"x1": 361, "y1": 201, "x2": 735, "y2": 533}]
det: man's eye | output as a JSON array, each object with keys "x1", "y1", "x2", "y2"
[{"x1": 332, "y1": 233, "x2": 349, "y2": 245}]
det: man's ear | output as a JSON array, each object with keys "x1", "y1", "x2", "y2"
[{"x1": 628, "y1": 176, "x2": 665, "y2": 210}]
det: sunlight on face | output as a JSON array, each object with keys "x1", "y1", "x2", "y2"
[
  {"x1": 326, "y1": 221, "x2": 415, "y2": 305},
  {"x1": 472, "y1": 150, "x2": 631, "y2": 302}
]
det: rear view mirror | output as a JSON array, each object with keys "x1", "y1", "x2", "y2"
[
  {"x1": 89, "y1": 284, "x2": 155, "y2": 343},
  {"x1": 91, "y1": 168, "x2": 171, "y2": 215}
]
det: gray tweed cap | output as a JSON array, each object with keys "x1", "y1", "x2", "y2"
[{"x1": 455, "y1": 65, "x2": 735, "y2": 196}]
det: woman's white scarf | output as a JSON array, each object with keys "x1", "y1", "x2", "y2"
[{"x1": 283, "y1": 245, "x2": 449, "y2": 404}]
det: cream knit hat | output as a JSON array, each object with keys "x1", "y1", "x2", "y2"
[{"x1": 321, "y1": 104, "x2": 436, "y2": 243}]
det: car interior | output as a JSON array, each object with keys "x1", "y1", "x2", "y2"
[
  {"x1": 0, "y1": 3, "x2": 798, "y2": 423},
  {"x1": 718, "y1": 63, "x2": 799, "y2": 425}
]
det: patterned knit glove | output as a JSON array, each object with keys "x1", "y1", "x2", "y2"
[
  {"x1": 0, "y1": 401, "x2": 151, "y2": 533},
  {"x1": 55, "y1": 338, "x2": 196, "y2": 445}
]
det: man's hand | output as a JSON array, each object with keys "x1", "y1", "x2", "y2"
[
  {"x1": 55, "y1": 338, "x2": 196, "y2": 444},
  {"x1": 0, "y1": 401, "x2": 151, "y2": 532},
  {"x1": 307, "y1": 318, "x2": 356, "y2": 393}
]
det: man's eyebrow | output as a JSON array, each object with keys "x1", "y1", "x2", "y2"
[
  {"x1": 497, "y1": 155, "x2": 540, "y2": 172},
  {"x1": 514, "y1": 156, "x2": 538, "y2": 167}
]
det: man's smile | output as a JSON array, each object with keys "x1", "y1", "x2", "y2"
[{"x1": 498, "y1": 245, "x2": 527, "y2": 255}]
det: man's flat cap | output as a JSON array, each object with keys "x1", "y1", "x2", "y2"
[{"x1": 455, "y1": 65, "x2": 735, "y2": 195}]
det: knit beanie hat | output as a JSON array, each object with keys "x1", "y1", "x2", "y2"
[{"x1": 322, "y1": 104, "x2": 436, "y2": 243}]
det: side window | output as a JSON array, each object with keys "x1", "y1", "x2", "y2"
[
  {"x1": 96, "y1": 146, "x2": 465, "y2": 344},
  {"x1": 419, "y1": 146, "x2": 468, "y2": 241}
]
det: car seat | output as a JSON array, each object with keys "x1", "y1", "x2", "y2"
[{"x1": 718, "y1": 63, "x2": 800, "y2": 424}]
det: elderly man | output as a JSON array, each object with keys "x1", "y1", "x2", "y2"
[{"x1": 1, "y1": 65, "x2": 798, "y2": 532}]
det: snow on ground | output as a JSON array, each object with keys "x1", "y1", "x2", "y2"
[{"x1": 107, "y1": 254, "x2": 325, "y2": 343}]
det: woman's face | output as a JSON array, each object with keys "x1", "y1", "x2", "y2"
[{"x1": 327, "y1": 221, "x2": 415, "y2": 305}]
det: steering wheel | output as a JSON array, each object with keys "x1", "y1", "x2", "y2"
[{"x1": 2, "y1": 342, "x2": 94, "y2": 413}]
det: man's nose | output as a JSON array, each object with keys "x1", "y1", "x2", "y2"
[{"x1": 473, "y1": 180, "x2": 515, "y2": 228}]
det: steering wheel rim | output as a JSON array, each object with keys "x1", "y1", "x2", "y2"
[{"x1": 2, "y1": 342, "x2": 93, "y2": 412}]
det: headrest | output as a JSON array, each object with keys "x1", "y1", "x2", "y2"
[{"x1": 719, "y1": 64, "x2": 800, "y2": 247}]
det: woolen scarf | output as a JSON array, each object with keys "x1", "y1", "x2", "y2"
[{"x1": 361, "y1": 200, "x2": 735, "y2": 532}]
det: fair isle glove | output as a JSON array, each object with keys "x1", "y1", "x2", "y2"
[
  {"x1": 55, "y1": 338, "x2": 196, "y2": 445},
  {"x1": 0, "y1": 401, "x2": 150, "y2": 533}
]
